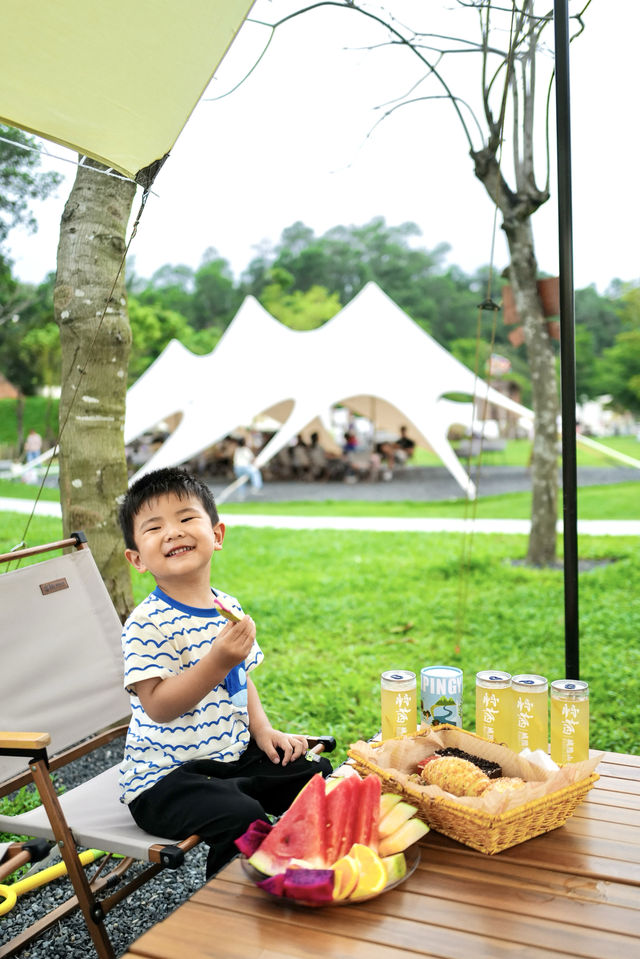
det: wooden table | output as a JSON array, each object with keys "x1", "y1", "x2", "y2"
[{"x1": 123, "y1": 750, "x2": 640, "y2": 959}]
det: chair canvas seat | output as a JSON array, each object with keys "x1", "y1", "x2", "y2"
[
  {"x1": 0, "y1": 765, "x2": 178, "y2": 860},
  {"x1": 0, "y1": 548, "x2": 129, "y2": 786}
]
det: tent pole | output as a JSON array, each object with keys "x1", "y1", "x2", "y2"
[{"x1": 553, "y1": 0, "x2": 579, "y2": 680}]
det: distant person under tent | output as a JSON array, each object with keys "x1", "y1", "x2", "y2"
[
  {"x1": 232, "y1": 437, "x2": 263, "y2": 496},
  {"x1": 376, "y1": 426, "x2": 416, "y2": 480}
]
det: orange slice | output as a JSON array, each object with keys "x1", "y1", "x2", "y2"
[
  {"x1": 332, "y1": 854, "x2": 360, "y2": 900},
  {"x1": 348, "y1": 843, "x2": 387, "y2": 899}
]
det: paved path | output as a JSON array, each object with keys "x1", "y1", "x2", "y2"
[
  {"x1": 2, "y1": 489, "x2": 638, "y2": 537},
  {"x1": 215, "y1": 464, "x2": 640, "y2": 504}
]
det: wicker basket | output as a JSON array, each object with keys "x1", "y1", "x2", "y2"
[{"x1": 348, "y1": 727, "x2": 599, "y2": 855}]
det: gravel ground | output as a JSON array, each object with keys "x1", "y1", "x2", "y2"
[{"x1": 1, "y1": 738, "x2": 208, "y2": 958}]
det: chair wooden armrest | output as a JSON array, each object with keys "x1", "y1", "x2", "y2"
[{"x1": 0, "y1": 731, "x2": 51, "y2": 751}]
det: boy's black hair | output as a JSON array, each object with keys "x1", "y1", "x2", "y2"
[{"x1": 119, "y1": 467, "x2": 219, "y2": 550}]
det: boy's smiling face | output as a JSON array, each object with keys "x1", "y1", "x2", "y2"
[{"x1": 125, "y1": 491, "x2": 224, "y2": 591}]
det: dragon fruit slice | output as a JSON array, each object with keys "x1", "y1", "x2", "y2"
[
  {"x1": 282, "y1": 868, "x2": 335, "y2": 903},
  {"x1": 257, "y1": 873, "x2": 286, "y2": 897},
  {"x1": 234, "y1": 819, "x2": 273, "y2": 857}
]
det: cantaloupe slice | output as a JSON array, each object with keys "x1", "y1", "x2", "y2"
[
  {"x1": 379, "y1": 801, "x2": 419, "y2": 838},
  {"x1": 381, "y1": 852, "x2": 407, "y2": 884},
  {"x1": 379, "y1": 793, "x2": 403, "y2": 818},
  {"x1": 378, "y1": 818, "x2": 429, "y2": 857}
]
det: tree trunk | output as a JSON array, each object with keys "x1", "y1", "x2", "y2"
[
  {"x1": 54, "y1": 160, "x2": 136, "y2": 620},
  {"x1": 504, "y1": 217, "x2": 558, "y2": 566}
]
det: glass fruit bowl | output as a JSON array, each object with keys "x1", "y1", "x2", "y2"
[{"x1": 240, "y1": 843, "x2": 420, "y2": 908}]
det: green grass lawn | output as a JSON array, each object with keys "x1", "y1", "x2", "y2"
[{"x1": 1, "y1": 503, "x2": 637, "y2": 764}]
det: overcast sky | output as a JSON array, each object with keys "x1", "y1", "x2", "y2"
[{"x1": 6, "y1": 0, "x2": 640, "y2": 294}]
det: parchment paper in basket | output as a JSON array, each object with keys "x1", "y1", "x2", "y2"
[{"x1": 348, "y1": 727, "x2": 603, "y2": 815}]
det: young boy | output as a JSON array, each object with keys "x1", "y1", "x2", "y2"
[{"x1": 117, "y1": 467, "x2": 332, "y2": 878}]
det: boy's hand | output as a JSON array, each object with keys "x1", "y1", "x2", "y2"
[
  {"x1": 253, "y1": 727, "x2": 308, "y2": 766},
  {"x1": 212, "y1": 615, "x2": 256, "y2": 672}
]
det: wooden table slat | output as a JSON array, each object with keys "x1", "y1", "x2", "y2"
[
  {"x1": 598, "y1": 750, "x2": 640, "y2": 767},
  {"x1": 595, "y1": 761, "x2": 640, "y2": 781},
  {"x1": 422, "y1": 829, "x2": 640, "y2": 885},
  {"x1": 593, "y1": 774, "x2": 640, "y2": 798},
  {"x1": 588, "y1": 786, "x2": 640, "y2": 810},
  {"x1": 415, "y1": 846, "x2": 640, "y2": 909},
  {"x1": 191, "y1": 883, "x2": 631, "y2": 959},
  {"x1": 573, "y1": 800, "x2": 640, "y2": 826}
]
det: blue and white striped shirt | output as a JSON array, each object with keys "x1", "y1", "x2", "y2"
[{"x1": 119, "y1": 585, "x2": 263, "y2": 804}]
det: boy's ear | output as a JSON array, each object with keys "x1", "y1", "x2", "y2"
[
  {"x1": 125, "y1": 548, "x2": 147, "y2": 573},
  {"x1": 213, "y1": 521, "x2": 226, "y2": 551}
]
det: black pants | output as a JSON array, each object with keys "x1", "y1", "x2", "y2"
[{"x1": 128, "y1": 741, "x2": 332, "y2": 878}]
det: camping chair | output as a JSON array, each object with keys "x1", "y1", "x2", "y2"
[{"x1": 0, "y1": 533, "x2": 334, "y2": 958}]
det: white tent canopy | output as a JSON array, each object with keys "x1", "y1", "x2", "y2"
[{"x1": 125, "y1": 283, "x2": 533, "y2": 498}]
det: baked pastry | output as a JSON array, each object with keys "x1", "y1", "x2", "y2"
[
  {"x1": 435, "y1": 747, "x2": 502, "y2": 779},
  {"x1": 481, "y1": 777, "x2": 526, "y2": 796},
  {"x1": 420, "y1": 756, "x2": 490, "y2": 797}
]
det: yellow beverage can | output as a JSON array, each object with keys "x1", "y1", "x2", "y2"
[
  {"x1": 380, "y1": 670, "x2": 417, "y2": 740},
  {"x1": 511, "y1": 674, "x2": 549, "y2": 753},
  {"x1": 475, "y1": 671, "x2": 512, "y2": 745},
  {"x1": 550, "y1": 680, "x2": 589, "y2": 763}
]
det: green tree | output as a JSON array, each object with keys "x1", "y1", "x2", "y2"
[
  {"x1": 596, "y1": 285, "x2": 640, "y2": 413},
  {"x1": 0, "y1": 272, "x2": 57, "y2": 395},
  {"x1": 127, "y1": 297, "x2": 223, "y2": 383},
  {"x1": 128, "y1": 299, "x2": 198, "y2": 383},
  {"x1": 0, "y1": 125, "x2": 62, "y2": 246},
  {"x1": 575, "y1": 285, "x2": 621, "y2": 354},
  {"x1": 134, "y1": 263, "x2": 197, "y2": 323},
  {"x1": 191, "y1": 248, "x2": 242, "y2": 331},
  {"x1": 259, "y1": 268, "x2": 342, "y2": 329}
]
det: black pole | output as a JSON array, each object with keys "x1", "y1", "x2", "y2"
[{"x1": 553, "y1": 0, "x2": 579, "y2": 680}]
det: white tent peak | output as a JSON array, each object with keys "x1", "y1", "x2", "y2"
[{"x1": 125, "y1": 282, "x2": 533, "y2": 498}]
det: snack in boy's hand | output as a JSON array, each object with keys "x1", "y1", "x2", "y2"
[{"x1": 213, "y1": 596, "x2": 245, "y2": 623}]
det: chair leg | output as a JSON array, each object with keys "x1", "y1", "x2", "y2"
[{"x1": 29, "y1": 759, "x2": 115, "y2": 959}]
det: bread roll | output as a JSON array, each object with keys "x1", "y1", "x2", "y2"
[{"x1": 420, "y1": 756, "x2": 490, "y2": 797}]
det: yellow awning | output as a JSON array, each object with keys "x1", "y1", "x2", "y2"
[{"x1": 1, "y1": 0, "x2": 254, "y2": 182}]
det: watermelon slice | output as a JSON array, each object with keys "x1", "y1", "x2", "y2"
[
  {"x1": 249, "y1": 773, "x2": 327, "y2": 876},
  {"x1": 325, "y1": 775, "x2": 359, "y2": 865},
  {"x1": 353, "y1": 774, "x2": 382, "y2": 851}
]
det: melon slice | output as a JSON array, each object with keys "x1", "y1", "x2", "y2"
[
  {"x1": 353, "y1": 774, "x2": 382, "y2": 850},
  {"x1": 378, "y1": 817, "x2": 430, "y2": 857},
  {"x1": 379, "y1": 801, "x2": 419, "y2": 838},
  {"x1": 381, "y1": 852, "x2": 407, "y2": 884},
  {"x1": 249, "y1": 773, "x2": 327, "y2": 876},
  {"x1": 325, "y1": 775, "x2": 359, "y2": 865},
  {"x1": 379, "y1": 793, "x2": 403, "y2": 818}
]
